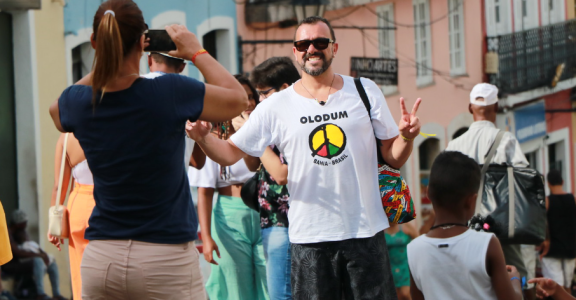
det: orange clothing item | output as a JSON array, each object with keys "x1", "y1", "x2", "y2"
[
  {"x1": 0, "y1": 201, "x2": 12, "y2": 265},
  {"x1": 67, "y1": 183, "x2": 95, "y2": 300}
]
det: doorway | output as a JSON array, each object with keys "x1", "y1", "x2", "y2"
[{"x1": 0, "y1": 12, "x2": 18, "y2": 216}]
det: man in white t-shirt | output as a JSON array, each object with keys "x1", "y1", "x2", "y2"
[
  {"x1": 188, "y1": 16, "x2": 421, "y2": 299},
  {"x1": 143, "y1": 52, "x2": 206, "y2": 171}
]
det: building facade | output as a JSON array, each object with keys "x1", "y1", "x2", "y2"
[
  {"x1": 485, "y1": 0, "x2": 576, "y2": 197},
  {"x1": 63, "y1": 0, "x2": 239, "y2": 85},
  {"x1": 0, "y1": 0, "x2": 71, "y2": 296}
]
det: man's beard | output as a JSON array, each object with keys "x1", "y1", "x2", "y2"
[{"x1": 299, "y1": 52, "x2": 333, "y2": 76}]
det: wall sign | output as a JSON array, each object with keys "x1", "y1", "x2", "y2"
[
  {"x1": 514, "y1": 101, "x2": 546, "y2": 143},
  {"x1": 350, "y1": 57, "x2": 398, "y2": 85}
]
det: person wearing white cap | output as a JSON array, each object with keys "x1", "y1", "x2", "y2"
[
  {"x1": 446, "y1": 82, "x2": 533, "y2": 299},
  {"x1": 447, "y1": 83, "x2": 528, "y2": 166}
]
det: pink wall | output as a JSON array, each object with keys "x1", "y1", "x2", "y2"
[{"x1": 237, "y1": 0, "x2": 485, "y2": 130}]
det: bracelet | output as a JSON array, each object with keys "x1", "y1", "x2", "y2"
[
  {"x1": 192, "y1": 49, "x2": 208, "y2": 64},
  {"x1": 510, "y1": 277, "x2": 520, "y2": 282},
  {"x1": 400, "y1": 134, "x2": 414, "y2": 142}
]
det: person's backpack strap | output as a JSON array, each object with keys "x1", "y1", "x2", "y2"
[
  {"x1": 475, "y1": 130, "x2": 506, "y2": 213},
  {"x1": 354, "y1": 78, "x2": 384, "y2": 162},
  {"x1": 354, "y1": 78, "x2": 372, "y2": 117}
]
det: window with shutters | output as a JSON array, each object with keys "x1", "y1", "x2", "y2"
[
  {"x1": 448, "y1": 0, "x2": 466, "y2": 76},
  {"x1": 377, "y1": 3, "x2": 398, "y2": 95},
  {"x1": 413, "y1": 0, "x2": 433, "y2": 87}
]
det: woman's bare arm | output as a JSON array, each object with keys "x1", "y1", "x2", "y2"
[{"x1": 260, "y1": 147, "x2": 288, "y2": 186}]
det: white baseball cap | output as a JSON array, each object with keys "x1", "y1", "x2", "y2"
[{"x1": 470, "y1": 83, "x2": 499, "y2": 106}]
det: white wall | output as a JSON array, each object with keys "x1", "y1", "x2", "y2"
[
  {"x1": 10, "y1": 10, "x2": 41, "y2": 241},
  {"x1": 196, "y1": 16, "x2": 237, "y2": 81},
  {"x1": 545, "y1": 127, "x2": 572, "y2": 193},
  {"x1": 65, "y1": 27, "x2": 92, "y2": 86},
  {"x1": 150, "y1": 10, "x2": 188, "y2": 77}
]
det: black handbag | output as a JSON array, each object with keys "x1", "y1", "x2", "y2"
[
  {"x1": 241, "y1": 168, "x2": 261, "y2": 212},
  {"x1": 476, "y1": 131, "x2": 546, "y2": 244}
]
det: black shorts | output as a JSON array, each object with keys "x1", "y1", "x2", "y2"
[{"x1": 291, "y1": 231, "x2": 398, "y2": 300}]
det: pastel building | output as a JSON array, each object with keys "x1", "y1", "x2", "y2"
[
  {"x1": 1, "y1": 0, "x2": 72, "y2": 296},
  {"x1": 237, "y1": 0, "x2": 576, "y2": 223},
  {"x1": 64, "y1": 0, "x2": 239, "y2": 84}
]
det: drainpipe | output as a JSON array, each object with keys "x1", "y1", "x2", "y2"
[{"x1": 481, "y1": 0, "x2": 488, "y2": 83}]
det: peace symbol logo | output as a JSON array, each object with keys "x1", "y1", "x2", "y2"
[{"x1": 308, "y1": 123, "x2": 347, "y2": 159}]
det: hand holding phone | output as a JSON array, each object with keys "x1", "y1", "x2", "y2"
[
  {"x1": 144, "y1": 30, "x2": 177, "y2": 52},
  {"x1": 165, "y1": 24, "x2": 203, "y2": 61}
]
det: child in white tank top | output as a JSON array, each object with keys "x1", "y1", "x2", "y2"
[{"x1": 407, "y1": 151, "x2": 523, "y2": 300}]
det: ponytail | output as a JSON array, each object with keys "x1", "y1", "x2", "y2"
[
  {"x1": 91, "y1": 12, "x2": 124, "y2": 105},
  {"x1": 91, "y1": 0, "x2": 146, "y2": 105}
]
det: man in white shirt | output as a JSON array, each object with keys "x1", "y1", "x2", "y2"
[
  {"x1": 446, "y1": 83, "x2": 531, "y2": 297},
  {"x1": 188, "y1": 16, "x2": 421, "y2": 299}
]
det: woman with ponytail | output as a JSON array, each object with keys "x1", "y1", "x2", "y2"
[{"x1": 48, "y1": 1, "x2": 248, "y2": 299}]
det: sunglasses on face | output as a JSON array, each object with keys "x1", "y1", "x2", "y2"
[{"x1": 293, "y1": 38, "x2": 334, "y2": 52}]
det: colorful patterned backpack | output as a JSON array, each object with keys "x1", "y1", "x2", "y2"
[{"x1": 354, "y1": 78, "x2": 416, "y2": 224}]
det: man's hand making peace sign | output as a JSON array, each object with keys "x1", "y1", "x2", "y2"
[
  {"x1": 379, "y1": 97, "x2": 422, "y2": 169},
  {"x1": 398, "y1": 97, "x2": 422, "y2": 140}
]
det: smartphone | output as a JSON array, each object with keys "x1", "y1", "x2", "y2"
[{"x1": 144, "y1": 30, "x2": 177, "y2": 52}]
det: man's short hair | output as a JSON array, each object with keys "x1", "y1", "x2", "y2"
[
  {"x1": 428, "y1": 151, "x2": 481, "y2": 208},
  {"x1": 547, "y1": 169, "x2": 563, "y2": 186},
  {"x1": 11, "y1": 209, "x2": 27, "y2": 225},
  {"x1": 150, "y1": 53, "x2": 185, "y2": 71},
  {"x1": 250, "y1": 57, "x2": 300, "y2": 90},
  {"x1": 294, "y1": 16, "x2": 336, "y2": 42}
]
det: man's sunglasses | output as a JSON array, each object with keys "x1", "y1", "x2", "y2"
[{"x1": 293, "y1": 38, "x2": 334, "y2": 52}]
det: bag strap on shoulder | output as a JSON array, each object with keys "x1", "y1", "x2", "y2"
[
  {"x1": 354, "y1": 78, "x2": 385, "y2": 163},
  {"x1": 55, "y1": 133, "x2": 70, "y2": 209},
  {"x1": 475, "y1": 130, "x2": 505, "y2": 213},
  {"x1": 354, "y1": 78, "x2": 372, "y2": 117}
]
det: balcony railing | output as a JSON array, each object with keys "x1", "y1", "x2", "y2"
[
  {"x1": 0, "y1": 0, "x2": 40, "y2": 9},
  {"x1": 244, "y1": 0, "x2": 376, "y2": 24},
  {"x1": 486, "y1": 19, "x2": 576, "y2": 95}
]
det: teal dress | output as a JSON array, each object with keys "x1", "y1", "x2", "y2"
[{"x1": 384, "y1": 227, "x2": 412, "y2": 288}]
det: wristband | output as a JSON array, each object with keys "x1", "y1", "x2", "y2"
[
  {"x1": 400, "y1": 134, "x2": 414, "y2": 142},
  {"x1": 510, "y1": 277, "x2": 520, "y2": 282},
  {"x1": 192, "y1": 49, "x2": 208, "y2": 64}
]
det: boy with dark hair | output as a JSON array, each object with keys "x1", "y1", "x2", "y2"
[
  {"x1": 408, "y1": 151, "x2": 523, "y2": 300},
  {"x1": 539, "y1": 169, "x2": 576, "y2": 294},
  {"x1": 235, "y1": 56, "x2": 300, "y2": 300},
  {"x1": 250, "y1": 57, "x2": 300, "y2": 101}
]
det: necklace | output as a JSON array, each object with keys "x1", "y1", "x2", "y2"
[
  {"x1": 300, "y1": 74, "x2": 336, "y2": 106},
  {"x1": 429, "y1": 223, "x2": 468, "y2": 230}
]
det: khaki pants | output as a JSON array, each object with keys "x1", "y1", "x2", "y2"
[{"x1": 81, "y1": 240, "x2": 206, "y2": 300}]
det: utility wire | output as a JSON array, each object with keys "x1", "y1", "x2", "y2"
[
  {"x1": 357, "y1": 26, "x2": 475, "y2": 91},
  {"x1": 364, "y1": 0, "x2": 465, "y2": 28}
]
